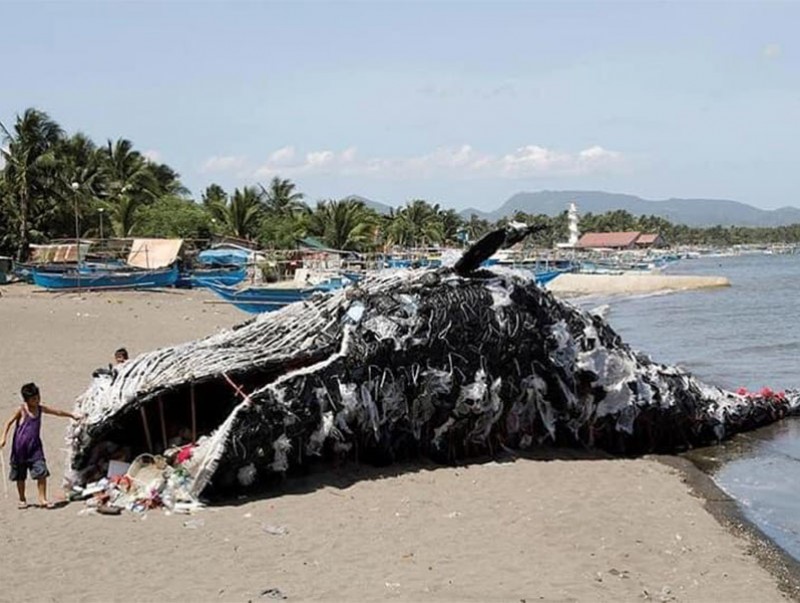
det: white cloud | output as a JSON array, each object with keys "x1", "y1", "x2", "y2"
[
  {"x1": 208, "y1": 143, "x2": 626, "y2": 181},
  {"x1": 763, "y1": 43, "x2": 781, "y2": 59},
  {"x1": 269, "y1": 146, "x2": 295, "y2": 163},
  {"x1": 200, "y1": 155, "x2": 248, "y2": 173}
]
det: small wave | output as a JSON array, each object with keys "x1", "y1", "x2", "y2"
[{"x1": 727, "y1": 341, "x2": 800, "y2": 355}]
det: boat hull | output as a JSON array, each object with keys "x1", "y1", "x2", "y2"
[
  {"x1": 177, "y1": 265, "x2": 247, "y2": 289},
  {"x1": 200, "y1": 279, "x2": 336, "y2": 314},
  {"x1": 32, "y1": 265, "x2": 179, "y2": 290}
]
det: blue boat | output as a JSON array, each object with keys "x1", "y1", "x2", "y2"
[
  {"x1": 532, "y1": 268, "x2": 565, "y2": 286},
  {"x1": 200, "y1": 277, "x2": 346, "y2": 314},
  {"x1": 32, "y1": 265, "x2": 179, "y2": 290},
  {"x1": 176, "y1": 265, "x2": 247, "y2": 289}
]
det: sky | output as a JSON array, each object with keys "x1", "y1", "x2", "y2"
[{"x1": 1, "y1": 1, "x2": 798, "y2": 212}]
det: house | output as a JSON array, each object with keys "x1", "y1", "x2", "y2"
[
  {"x1": 634, "y1": 233, "x2": 667, "y2": 249},
  {"x1": 576, "y1": 232, "x2": 641, "y2": 250}
]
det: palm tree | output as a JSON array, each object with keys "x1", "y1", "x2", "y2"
[
  {"x1": 260, "y1": 176, "x2": 307, "y2": 217},
  {"x1": 99, "y1": 138, "x2": 162, "y2": 204},
  {"x1": 50, "y1": 132, "x2": 103, "y2": 238},
  {"x1": 1, "y1": 109, "x2": 64, "y2": 260},
  {"x1": 206, "y1": 186, "x2": 263, "y2": 240},
  {"x1": 107, "y1": 194, "x2": 141, "y2": 237},
  {"x1": 464, "y1": 213, "x2": 490, "y2": 242},
  {"x1": 201, "y1": 184, "x2": 227, "y2": 209},
  {"x1": 308, "y1": 198, "x2": 377, "y2": 251},
  {"x1": 389, "y1": 199, "x2": 444, "y2": 247},
  {"x1": 149, "y1": 162, "x2": 189, "y2": 197},
  {"x1": 438, "y1": 208, "x2": 464, "y2": 244}
]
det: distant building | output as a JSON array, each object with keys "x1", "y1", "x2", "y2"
[
  {"x1": 577, "y1": 231, "x2": 666, "y2": 250},
  {"x1": 576, "y1": 232, "x2": 641, "y2": 250},
  {"x1": 634, "y1": 233, "x2": 667, "y2": 249}
]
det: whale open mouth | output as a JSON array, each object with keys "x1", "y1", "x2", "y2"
[{"x1": 66, "y1": 286, "x2": 354, "y2": 503}]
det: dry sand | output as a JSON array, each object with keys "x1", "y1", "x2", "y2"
[
  {"x1": 548, "y1": 273, "x2": 730, "y2": 297},
  {"x1": 0, "y1": 283, "x2": 794, "y2": 602}
]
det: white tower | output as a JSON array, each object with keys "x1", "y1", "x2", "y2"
[{"x1": 567, "y1": 202, "x2": 580, "y2": 247}]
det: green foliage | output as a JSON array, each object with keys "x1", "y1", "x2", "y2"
[
  {"x1": 6, "y1": 107, "x2": 800, "y2": 257},
  {"x1": 136, "y1": 197, "x2": 213, "y2": 239},
  {"x1": 205, "y1": 186, "x2": 264, "y2": 240},
  {"x1": 259, "y1": 212, "x2": 308, "y2": 249},
  {"x1": 260, "y1": 176, "x2": 308, "y2": 217},
  {"x1": 307, "y1": 198, "x2": 379, "y2": 251},
  {"x1": 0, "y1": 108, "x2": 188, "y2": 257}
]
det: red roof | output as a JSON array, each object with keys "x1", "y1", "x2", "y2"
[
  {"x1": 635, "y1": 233, "x2": 660, "y2": 245},
  {"x1": 577, "y1": 231, "x2": 641, "y2": 249}
]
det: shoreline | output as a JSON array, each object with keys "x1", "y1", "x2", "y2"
[{"x1": 658, "y1": 454, "x2": 800, "y2": 600}]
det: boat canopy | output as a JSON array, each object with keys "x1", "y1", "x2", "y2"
[
  {"x1": 127, "y1": 239, "x2": 183, "y2": 269},
  {"x1": 196, "y1": 248, "x2": 251, "y2": 266}
]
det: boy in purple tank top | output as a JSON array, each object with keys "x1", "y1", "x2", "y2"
[{"x1": 0, "y1": 383, "x2": 79, "y2": 509}]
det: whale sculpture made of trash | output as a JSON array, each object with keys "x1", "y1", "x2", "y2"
[{"x1": 65, "y1": 225, "x2": 799, "y2": 500}]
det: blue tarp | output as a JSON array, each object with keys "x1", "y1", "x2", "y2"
[{"x1": 197, "y1": 248, "x2": 250, "y2": 266}]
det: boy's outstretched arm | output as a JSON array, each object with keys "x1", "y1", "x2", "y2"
[
  {"x1": 41, "y1": 405, "x2": 79, "y2": 421},
  {"x1": 0, "y1": 408, "x2": 22, "y2": 448}
]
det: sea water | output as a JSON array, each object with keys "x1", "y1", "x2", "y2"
[{"x1": 574, "y1": 253, "x2": 800, "y2": 560}]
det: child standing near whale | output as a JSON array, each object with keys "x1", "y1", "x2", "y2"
[{"x1": 0, "y1": 383, "x2": 79, "y2": 509}]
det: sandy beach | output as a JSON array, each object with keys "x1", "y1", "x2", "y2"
[
  {"x1": 548, "y1": 273, "x2": 731, "y2": 298},
  {"x1": 0, "y1": 283, "x2": 795, "y2": 602}
]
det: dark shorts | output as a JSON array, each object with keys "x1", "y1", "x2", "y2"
[{"x1": 9, "y1": 459, "x2": 49, "y2": 481}]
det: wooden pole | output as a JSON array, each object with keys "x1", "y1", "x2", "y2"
[
  {"x1": 190, "y1": 383, "x2": 197, "y2": 444},
  {"x1": 140, "y1": 406, "x2": 153, "y2": 453},
  {"x1": 158, "y1": 396, "x2": 168, "y2": 451}
]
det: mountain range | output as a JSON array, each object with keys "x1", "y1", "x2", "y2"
[{"x1": 349, "y1": 191, "x2": 800, "y2": 228}]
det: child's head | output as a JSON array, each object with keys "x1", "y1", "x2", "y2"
[
  {"x1": 21, "y1": 382, "x2": 40, "y2": 405},
  {"x1": 114, "y1": 348, "x2": 129, "y2": 364}
]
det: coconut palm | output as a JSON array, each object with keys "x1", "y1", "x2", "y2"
[
  {"x1": 149, "y1": 162, "x2": 189, "y2": 197},
  {"x1": 206, "y1": 186, "x2": 264, "y2": 240},
  {"x1": 201, "y1": 183, "x2": 227, "y2": 208},
  {"x1": 48, "y1": 132, "x2": 105, "y2": 237},
  {"x1": 1, "y1": 108, "x2": 64, "y2": 259},
  {"x1": 99, "y1": 138, "x2": 162, "y2": 204},
  {"x1": 260, "y1": 176, "x2": 307, "y2": 217},
  {"x1": 106, "y1": 194, "x2": 142, "y2": 237},
  {"x1": 308, "y1": 198, "x2": 377, "y2": 251},
  {"x1": 389, "y1": 199, "x2": 445, "y2": 247}
]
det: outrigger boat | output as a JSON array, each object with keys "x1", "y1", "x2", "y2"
[
  {"x1": 199, "y1": 276, "x2": 349, "y2": 314},
  {"x1": 32, "y1": 264, "x2": 179, "y2": 290},
  {"x1": 176, "y1": 265, "x2": 247, "y2": 289}
]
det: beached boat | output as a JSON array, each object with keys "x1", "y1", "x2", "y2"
[
  {"x1": 200, "y1": 276, "x2": 348, "y2": 314},
  {"x1": 532, "y1": 268, "x2": 566, "y2": 286},
  {"x1": 32, "y1": 264, "x2": 179, "y2": 290},
  {"x1": 176, "y1": 265, "x2": 247, "y2": 289}
]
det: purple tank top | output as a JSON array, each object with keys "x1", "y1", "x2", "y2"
[{"x1": 11, "y1": 408, "x2": 45, "y2": 464}]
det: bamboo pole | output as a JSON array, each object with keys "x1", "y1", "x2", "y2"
[
  {"x1": 190, "y1": 383, "x2": 197, "y2": 444},
  {"x1": 140, "y1": 406, "x2": 153, "y2": 452},
  {"x1": 158, "y1": 396, "x2": 168, "y2": 451}
]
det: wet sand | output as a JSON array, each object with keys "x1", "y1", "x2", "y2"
[{"x1": 0, "y1": 283, "x2": 794, "y2": 602}]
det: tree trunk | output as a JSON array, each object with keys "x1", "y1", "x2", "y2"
[{"x1": 16, "y1": 190, "x2": 29, "y2": 262}]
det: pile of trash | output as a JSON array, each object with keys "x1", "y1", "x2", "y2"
[{"x1": 69, "y1": 443, "x2": 209, "y2": 515}]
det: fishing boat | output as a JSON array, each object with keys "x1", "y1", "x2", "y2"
[
  {"x1": 532, "y1": 268, "x2": 566, "y2": 286},
  {"x1": 32, "y1": 264, "x2": 179, "y2": 290},
  {"x1": 176, "y1": 265, "x2": 247, "y2": 289},
  {"x1": 200, "y1": 276, "x2": 348, "y2": 314}
]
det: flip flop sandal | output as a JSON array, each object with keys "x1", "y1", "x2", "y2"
[{"x1": 17, "y1": 502, "x2": 28, "y2": 510}]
